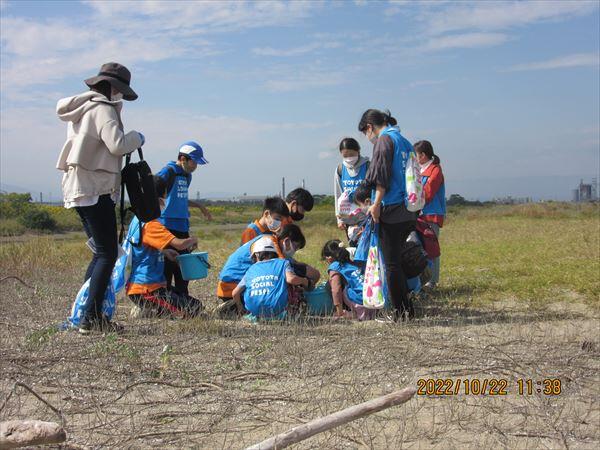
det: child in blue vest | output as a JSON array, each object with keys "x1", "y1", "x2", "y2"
[
  {"x1": 240, "y1": 197, "x2": 290, "y2": 245},
  {"x1": 217, "y1": 224, "x2": 316, "y2": 300},
  {"x1": 126, "y1": 177, "x2": 203, "y2": 318},
  {"x1": 322, "y1": 239, "x2": 375, "y2": 321},
  {"x1": 232, "y1": 236, "x2": 311, "y2": 319},
  {"x1": 334, "y1": 138, "x2": 369, "y2": 246},
  {"x1": 157, "y1": 141, "x2": 211, "y2": 297}
]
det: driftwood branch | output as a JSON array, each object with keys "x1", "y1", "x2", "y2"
[
  {"x1": 246, "y1": 386, "x2": 417, "y2": 450},
  {"x1": 0, "y1": 420, "x2": 66, "y2": 449}
]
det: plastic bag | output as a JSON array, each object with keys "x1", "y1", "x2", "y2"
[
  {"x1": 353, "y1": 218, "x2": 373, "y2": 262},
  {"x1": 112, "y1": 217, "x2": 139, "y2": 297},
  {"x1": 68, "y1": 278, "x2": 116, "y2": 327},
  {"x1": 362, "y1": 224, "x2": 387, "y2": 309},
  {"x1": 337, "y1": 190, "x2": 355, "y2": 217},
  {"x1": 405, "y1": 150, "x2": 425, "y2": 212}
]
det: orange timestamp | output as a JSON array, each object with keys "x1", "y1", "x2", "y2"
[{"x1": 417, "y1": 378, "x2": 562, "y2": 396}]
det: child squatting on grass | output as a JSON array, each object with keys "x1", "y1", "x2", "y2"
[
  {"x1": 322, "y1": 239, "x2": 376, "y2": 321},
  {"x1": 125, "y1": 176, "x2": 203, "y2": 319},
  {"x1": 232, "y1": 236, "x2": 311, "y2": 319},
  {"x1": 216, "y1": 224, "x2": 320, "y2": 315},
  {"x1": 240, "y1": 196, "x2": 290, "y2": 245}
]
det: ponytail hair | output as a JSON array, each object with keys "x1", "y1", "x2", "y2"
[
  {"x1": 414, "y1": 140, "x2": 441, "y2": 164},
  {"x1": 321, "y1": 239, "x2": 351, "y2": 264},
  {"x1": 358, "y1": 109, "x2": 397, "y2": 132}
]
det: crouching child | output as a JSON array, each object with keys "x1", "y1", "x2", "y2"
[
  {"x1": 232, "y1": 236, "x2": 310, "y2": 319},
  {"x1": 126, "y1": 177, "x2": 203, "y2": 318},
  {"x1": 323, "y1": 239, "x2": 375, "y2": 321}
]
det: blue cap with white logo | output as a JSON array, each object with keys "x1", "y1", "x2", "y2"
[{"x1": 178, "y1": 141, "x2": 208, "y2": 165}]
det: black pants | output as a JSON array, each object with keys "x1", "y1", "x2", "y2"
[
  {"x1": 378, "y1": 220, "x2": 416, "y2": 319},
  {"x1": 164, "y1": 229, "x2": 190, "y2": 295},
  {"x1": 75, "y1": 194, "x2": 119, "y2": 325},
  {"x1": 129, "y1": 287, "x2": 202, "y2": 317}
]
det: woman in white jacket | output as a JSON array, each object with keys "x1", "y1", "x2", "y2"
[{"x1": 56, "y1": 62, "x2": 144, "y2": 334}]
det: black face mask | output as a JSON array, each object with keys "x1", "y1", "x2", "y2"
[{"x1": 290, "y1": 210, "x2": 304, "y2": 221}]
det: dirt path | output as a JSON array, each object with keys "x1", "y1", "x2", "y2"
[{"x1": 1, "y1": 282, "x2": 598, "y2": 449}]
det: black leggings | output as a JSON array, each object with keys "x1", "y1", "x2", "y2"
[
  {"x1": 163, "y1": 229, "x2": 190, "y2": 295},
  {"x1": 75, "y1": 194, "x2": 119, "y2": 324},
  {"x1": 378, "y1": 220, "x2": 416, "y2": 319}
]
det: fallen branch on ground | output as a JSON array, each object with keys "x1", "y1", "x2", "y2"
[
  {"x1": 0, "y1": 420, "x2": 66, "y2": 449},
  {"x1": 245, "y1": 386, "x2": 417, "y2": 450}
]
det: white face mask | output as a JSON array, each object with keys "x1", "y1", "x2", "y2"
[
  {"x1": 267, "y1": 217, "x2": 281, "y2": 232},
  {"x1": 343, "y1": 156, "x2": 359, "y2": 167},
  {"x1": 283, "y1": 240, "x2": 296, "y2": 258},
  {"x1": 112, "y1": 92, "x2": 123, "y2": 101}
]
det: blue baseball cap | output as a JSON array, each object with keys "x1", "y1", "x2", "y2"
[{"x1": 178, "y1": 141, "x2": 208, "y2": 165}]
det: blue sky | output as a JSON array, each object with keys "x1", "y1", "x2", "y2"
[{"x1": 1, "y1": 0, "x2": 599, "y2": 201}]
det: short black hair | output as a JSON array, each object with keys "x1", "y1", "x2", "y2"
[
  {"x1": 358, "y1": 109, "x2": 397, "y2": 133},
  {"x1": 286, "y1": 188, "x2": 314, "y2": 211},
  {"x1": 278, "y1": 224, "x2": 306, "y2": 250},
  {"x1": 353, "y1": 182, "x2": 372, "y2": 205},
  {"x1": 154, "y1": 175, "x2": 167, "y2": 198},
  {"x1": 339, "y1": 137, "x2": 360, "y2": 153},
  {"x1": 177, "y1": 153, "x2": 192, "y2": 162},
  {"x1": 263, "y1": 196, "x2": 290, "y2": 217}
]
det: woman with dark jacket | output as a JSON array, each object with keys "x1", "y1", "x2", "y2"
[{"x1": 359, "y1": 109, "x2": 416, "y2": 320}]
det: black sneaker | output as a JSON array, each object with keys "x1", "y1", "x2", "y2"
[{"x1": 78, "y1": 318, "x2": 124, "y2": 334}]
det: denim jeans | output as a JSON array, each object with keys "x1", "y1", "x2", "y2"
[{"x1": 75, "y1": 194, "x2": 118, "y2": 324}]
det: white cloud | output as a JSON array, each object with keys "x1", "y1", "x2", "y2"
[
  {"x1": 318, "y1": 150, "x2": 336, "y2": 160},
  {"x1": 0, "y1": 1, "x2": 323, "y2": 95},
  {"x1": 420, "y1": 32, "x2": 509, "y2": 51},
  {"x1": 405, "y1": 0, "x2": 599, "y2": 34},
  {"x1": 506, "y1": 53, "x2": 600, "y2": 72},
  {"x1": 407, "y1": 79, "x2": 445, "y2": 88},
  {"x1": 252, "y1": 42, "x2": 342, "y2": 57},
  {"x1": 262, "y1": 67, "x2": 346, "y2": 93}
]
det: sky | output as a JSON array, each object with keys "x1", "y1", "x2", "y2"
[{"x1": 1, "y1": 0, "x2": 599, "y2": 201}]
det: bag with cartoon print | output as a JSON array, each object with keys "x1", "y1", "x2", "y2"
[{"x1": 362, "y1": 224, "x2": 387, "y2": 309}]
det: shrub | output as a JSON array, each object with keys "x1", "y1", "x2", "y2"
[{"x1": 19, "y1": 208, "x2": 57, "y2": 231}]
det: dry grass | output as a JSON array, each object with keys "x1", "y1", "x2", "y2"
[{"x1": 1, "y1": 203, "x2": 599, "y2": 449}]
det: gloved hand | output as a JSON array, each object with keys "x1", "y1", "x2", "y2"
[{"x1": 138, "y1": 132, "x2": 145, "y2": 146}]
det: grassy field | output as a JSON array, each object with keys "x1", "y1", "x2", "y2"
[{"x1": 0, "y1": 203, "x2": 599, "y2": 448}]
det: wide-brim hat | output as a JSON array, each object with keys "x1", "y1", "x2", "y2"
[{"x1": 84, "y1": 62, "x2": 138, "y2": 101}]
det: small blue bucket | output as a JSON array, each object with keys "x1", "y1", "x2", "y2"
[
  {"x1": 305, "y1": 285, "x2": 334, "y2": 315},
  {"x1": 176, "y1": 252, "x2": 210, "y2": 280}
]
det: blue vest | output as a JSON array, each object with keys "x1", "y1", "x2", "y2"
[
  {"x1": 378, "y1": 126, "x2": 413, "y2": 207},
  {"x1": 422, "y1": 172, "x2": 446, "y2": 217},
  {"x1": 240, "y1": 222, "x2": 273, "y2": 246},
  {"x1": 128, "y1": 217, "x2": 167, "y2": 286},
  {"x1": 219, "y1": 235, "x2": 264, "y2": 283},
  {"x1": 157, "y1": 162, "x2": 192, "y2": 232},
  {"x1": 243, "y1": 259, "x2": 289, "y2": 317},
  {"x1": 328, "y1": 261, "x2": 364, "y2": 305},
  {"x1": 340, "y1": 163, "x2": 368, "y2": 202}
]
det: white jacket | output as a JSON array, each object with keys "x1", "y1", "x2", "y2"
[{"x1": 56, "y1": 91, "x2": 142, "y2": 202}]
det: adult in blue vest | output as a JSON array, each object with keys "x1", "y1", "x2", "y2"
[
  {"x1": 156, "y1": 141, "x2": 212, "y2": 296},
  {"x1": 359, "y1": 109, "x2": 417, "y2": 320}
]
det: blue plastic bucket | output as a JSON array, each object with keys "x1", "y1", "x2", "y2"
[
  {"x1": 176, "y1": 252, "x2": 210, "y2": 280},
  {"x1": 305, "y1": 285, "x2": 334, "y2": 315}
]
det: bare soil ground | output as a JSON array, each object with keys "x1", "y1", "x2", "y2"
[{"x1": 1, "y1": 274, "x2": 598, "y2": 449}]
